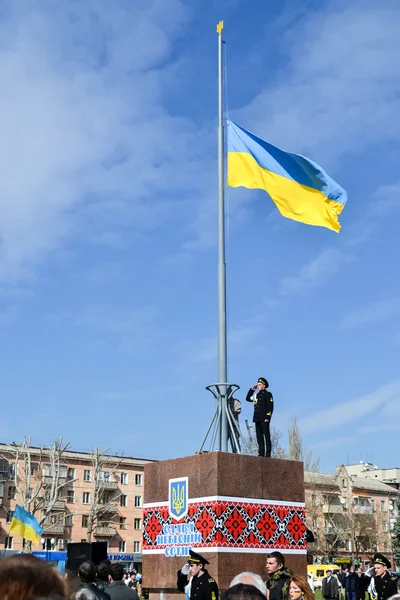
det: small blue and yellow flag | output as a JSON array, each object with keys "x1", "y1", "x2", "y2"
[
  {"x1": 227, "y1": 120, "x2": 347, "y2": 232},
  {"x1": 9, "y1": 504, "x2": 43, "y2": 545}
]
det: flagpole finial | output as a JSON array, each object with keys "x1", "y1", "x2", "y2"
[{"x1": 216, "y1": 20, "x2": 224, "y2": 34}]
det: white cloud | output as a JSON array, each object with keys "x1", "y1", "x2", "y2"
[
  {"x1": 235, "y1": 1, "x2": 400, "y2": 164},
  {"x1": 299, "y1": 379, "x2": 400, "y2": 435},
  {"x1": 0, "y1": 0, "x2": 211, "y2": 283},
  {"x1": 341, "y1": 297, "x2": 400, "y2": 329}
]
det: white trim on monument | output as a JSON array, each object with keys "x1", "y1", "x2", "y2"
[
  {"x1": 143, "y1": 496, "x2": 305, "y2": 509},
  {"x1": 142, "y1": 547, "x2": 307, "y2": 555}
]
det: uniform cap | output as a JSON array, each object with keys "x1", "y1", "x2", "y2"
[
  {"x1": 373, "y1": 553, "x2": 391, "y2": 569},
  {"x1": 258, "y1": 377, "x2": 269, "y2": 387},
  {"x1": 188, "y1": 550, "x2": 209, "y2": 565}
]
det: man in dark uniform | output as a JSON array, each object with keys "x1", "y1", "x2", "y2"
[
  {"x1": 370, "y1": 552, "x2": 398, "y2": 600},
  {"x1": 246, "y1": 377, "x2": 273, "y2": 457},
  {"x1": 177, "y1": 550, "x2": 218, "y2": 600}
]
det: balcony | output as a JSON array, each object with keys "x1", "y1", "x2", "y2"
[
  {"x1": 94, "y1": 527, "x2": 117, "y2": 537},
  {"x1": 324, "y1": 526, "x2": 338, "y2": 535},
  {"x1": 43, "y1": 476, "x2": 67, "y2": 486},
  {"x1": 354, "y1": 505, "x2": 373, "y2": 515},
  {"x1": 96, "y1": 502, "x2": 119, "y2": 515},
  {"x1": 322, "y1": 504, "x2": 343, "y2": 514},
  {"x1": 44, "y1": 500, "x2": 66, "y2": 511},
  {"x1": 42, "y1": 523, "x2": 64, "y2": 535},
  {"x1": 100, "y1": 481, "x2": 119, "y2": 491}
]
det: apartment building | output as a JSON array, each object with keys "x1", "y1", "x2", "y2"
[
  {"x1": 305, "y1": 464, "x2": 400, "y2": 566},
  {"x1": 0, "y1": 443, "x2": 154, "y2": 566}
]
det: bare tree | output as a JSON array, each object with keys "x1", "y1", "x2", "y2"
[
  {"x1": 86, "y1": 447, "x2": 124, "y2": 543},
  {"x1": 1, "y1": 437, "x2": 76, "y2": 552},
  {"x1": 288, "y1": 418, "x2": 320, "y2": 472}
]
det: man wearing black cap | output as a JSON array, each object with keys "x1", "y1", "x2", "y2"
[
  {"x1": 367, "y1": 553, "x2": 398, "y2": 600},
  {"x1": 246, "y1": 377, "x2": 274, "y2": 457},
  {"x1": 177, "y1": 550, "x2": 218, "y2": 600}
]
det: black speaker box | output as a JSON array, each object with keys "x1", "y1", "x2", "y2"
[{"x1": 66, "y1": 541, "x2": 108, "y2": 573}]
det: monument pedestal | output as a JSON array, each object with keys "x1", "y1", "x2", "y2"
[{"x1": 143, "y1": 452, "x2": 306, "y2": 599}]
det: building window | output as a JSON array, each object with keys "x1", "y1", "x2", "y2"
[
  {"x1": 135, "y1": 474, "x2": 142, "y2": 486},
  {"x1": 83, "y1": 492, "x2": 90, "y2": 504},
  {"x1": 67, "y1": 490, "x2": 74, "y2": 503},
  {"x1": 81, "y1": 539, "x2": 87, "y2": 543},
  {"x1": 381, "y1": 500, "x2": 386, "y2": 511},
  {"x1": 342, "y1": 479, "x2": 347, "y2": 488},
  {"x1": 372, "y1": 499, "x2": 376, "y2": 512},
  {"x1": 7, "y1": 486, "x2": 16, "y2": 500},
  {"x1": 5, "y1": 537, "x2": 13, "y2": 549},
  {"x1": 101, "y1": 492, "x2": 110, "y2": 505},
  {"x1": 30, "y1": 464, "x2": 37, "y2": 476},
  {"x1": 67, "y1": 468, "x2": 75, "y2": 480},
  {"x1": 312, "y1": 517, "x2": 317, "y2": 530},
  {"x1": 134, "y1": 496, "x2": 142, "y2": 508},
  {"x1": 120, "y1": 494, "x2": 128, "y2": 507},
  {"x1": 383, "y1": 521, "x2": 388, "y2": 532},
  {"x1": 134, "y1": 541, "x2": 140, "y2": 552},
  {"x1": 83, "y1": 470, "x2": 91, "y2": 482},
  {"x1": 65, "y1": 514, "x2": 73, "y2": 526},
  {"x1": 120, "y1": 517, "x2": 127, "y2": 530},
  {"x1": 121, "y1": 473, "x2": 128, "y2": 485},
  {"x1": 99, "y1": 471, "x2": 110, "y2": 482},
  {"x1": 134, "y1": 518, "x2": 141, "y2": 530},
  {"x1": 82, "y1": 515, "x2": 89, "y2": 528},
  {"x1": 119, "y1": 540, "x2": 126, "y2": 552},
  {"x1": 311, "y1": 494, "x2": 316, "y2": 506}
]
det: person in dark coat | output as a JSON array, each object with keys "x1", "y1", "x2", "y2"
[
  {"x1": 322, "y1": 570, "x2": 339, "y2": 600},
  {"x1": 107, "y1": 563, "x2": 139, "y2": 600},
  {"x1": 372, "y1": 553, "x2": 398, "y2": 600},
  {"x1": 345, "y1": 567, "x2": 358, "y2": 600},
  {"x1": 74, "y1": 561, "x2": 110, "y2": 600},
  {"x1": 246, "y1": 377, "x2": 274, "y2": 457},
  {"x1": 177, "y1": 550, "x2": 218, "y2": 600}
]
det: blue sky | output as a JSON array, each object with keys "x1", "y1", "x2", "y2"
[{"x1": 1, "y1": 0, "x2": 400, "y2": 472}]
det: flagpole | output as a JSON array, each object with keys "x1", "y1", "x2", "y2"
[{"x1": 217, "y1": 20, "x2": 228, "y2": 452}]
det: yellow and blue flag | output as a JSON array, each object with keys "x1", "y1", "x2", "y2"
[
  {"x1": 227, "y1": 120, "x2": 347, "y2": 232},
  {"x1": 9, "y1": 504, "x2": 43, "y2": 545}
]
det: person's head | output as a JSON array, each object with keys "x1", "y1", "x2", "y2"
[
  {"x1": 374, "y1": 553, "x2": 391, "y2": 578},
  {"x1": 188, "y1": 550, "x2": 209, "y2": 578},
  {"x1": 265, "y1": 552, "x2": 285, "y2": 575},
  {"x1": 223, "y1": 583, "x2": 266, "y2": 600},
  {"x1": 130, "y1": 571, "x2": 136, "y2": 580},
  {"x1": 356, "y1": 567, "x2": 362, "y2": 575},
  {"x1": 230, "y1": 573, "x2": 267, "y2": 596},
  {"x1": 288, "y1": 576, "x2": 314, "y2": 600},
  {"x1": 109, "y1": 563, "x2": 124, "y2": 582},
  {"x1": 78, "y1": 561, "x2": 97, "y2": 584},
  {"x1": 97, "y1": 561, "x2": 110, "y2": 582},
  {"x1": 0, "y1": 554, "x2": 67, "y2": 600},
  {"x1": 257, "y1": 377, "x2": 269, "y2": 391},
  {"x1": 326, "y1": 570, "x2": 332, "y2": 577}
]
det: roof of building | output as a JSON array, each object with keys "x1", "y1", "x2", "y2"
[
  {"x1": 304, "y1": 471, "x2": 338, "y2": 487},
  {"x1": 0, "y1": 442, "x2": 157, "y2": 467},
  {"x1": 350, "y1": 476, "x2": 399, "y2": 495}
]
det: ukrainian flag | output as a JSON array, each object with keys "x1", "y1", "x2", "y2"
[
  {"x1": 9, "y1": 504, "x2": 43, "y2": 545},
  {"x1": 227, "y1": 120, "x2": 347, "y2": 232}
]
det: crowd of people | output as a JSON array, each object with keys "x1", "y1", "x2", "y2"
[
  {"x1": 0, "y1": 548, "x2": 399, "y2": 600},
  {"x1": 0, "y1": 554, "x2": 142, "y2": 599}
]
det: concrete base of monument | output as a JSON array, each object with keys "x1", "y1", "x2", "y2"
[{"x1": 142, "y1": 452, "x2": 306, "y2": 599}]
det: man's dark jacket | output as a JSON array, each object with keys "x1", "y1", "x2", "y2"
[
  {"x1": 74, "y1": 583, "x2": 111, "y2": 600},
  {"x1": 266, "y1": 567, "x2": 293, "y2": 600},
  {"x1": 246, "y1": 388, "x2": 274, "y2": 422},
  {"x1": 107, "y1": 580, "x2": 140, "y2": 600},
  {"x1": 322, "y1": 575, "x2": 339, "y2": 598},
  {"x1": 179, "y1": 569, "x2": 218, "y2": 600},
  {"x1": 374, "y1": 572, "x2": 398, "y2": 600}
]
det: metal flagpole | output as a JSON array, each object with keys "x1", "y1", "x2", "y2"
[
  {"x1": 217, "y1": 20, "x2": 228, "y2": 452},
  {"x1": 198, "y1": 22, "x2": 252, "y2": 455}
]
